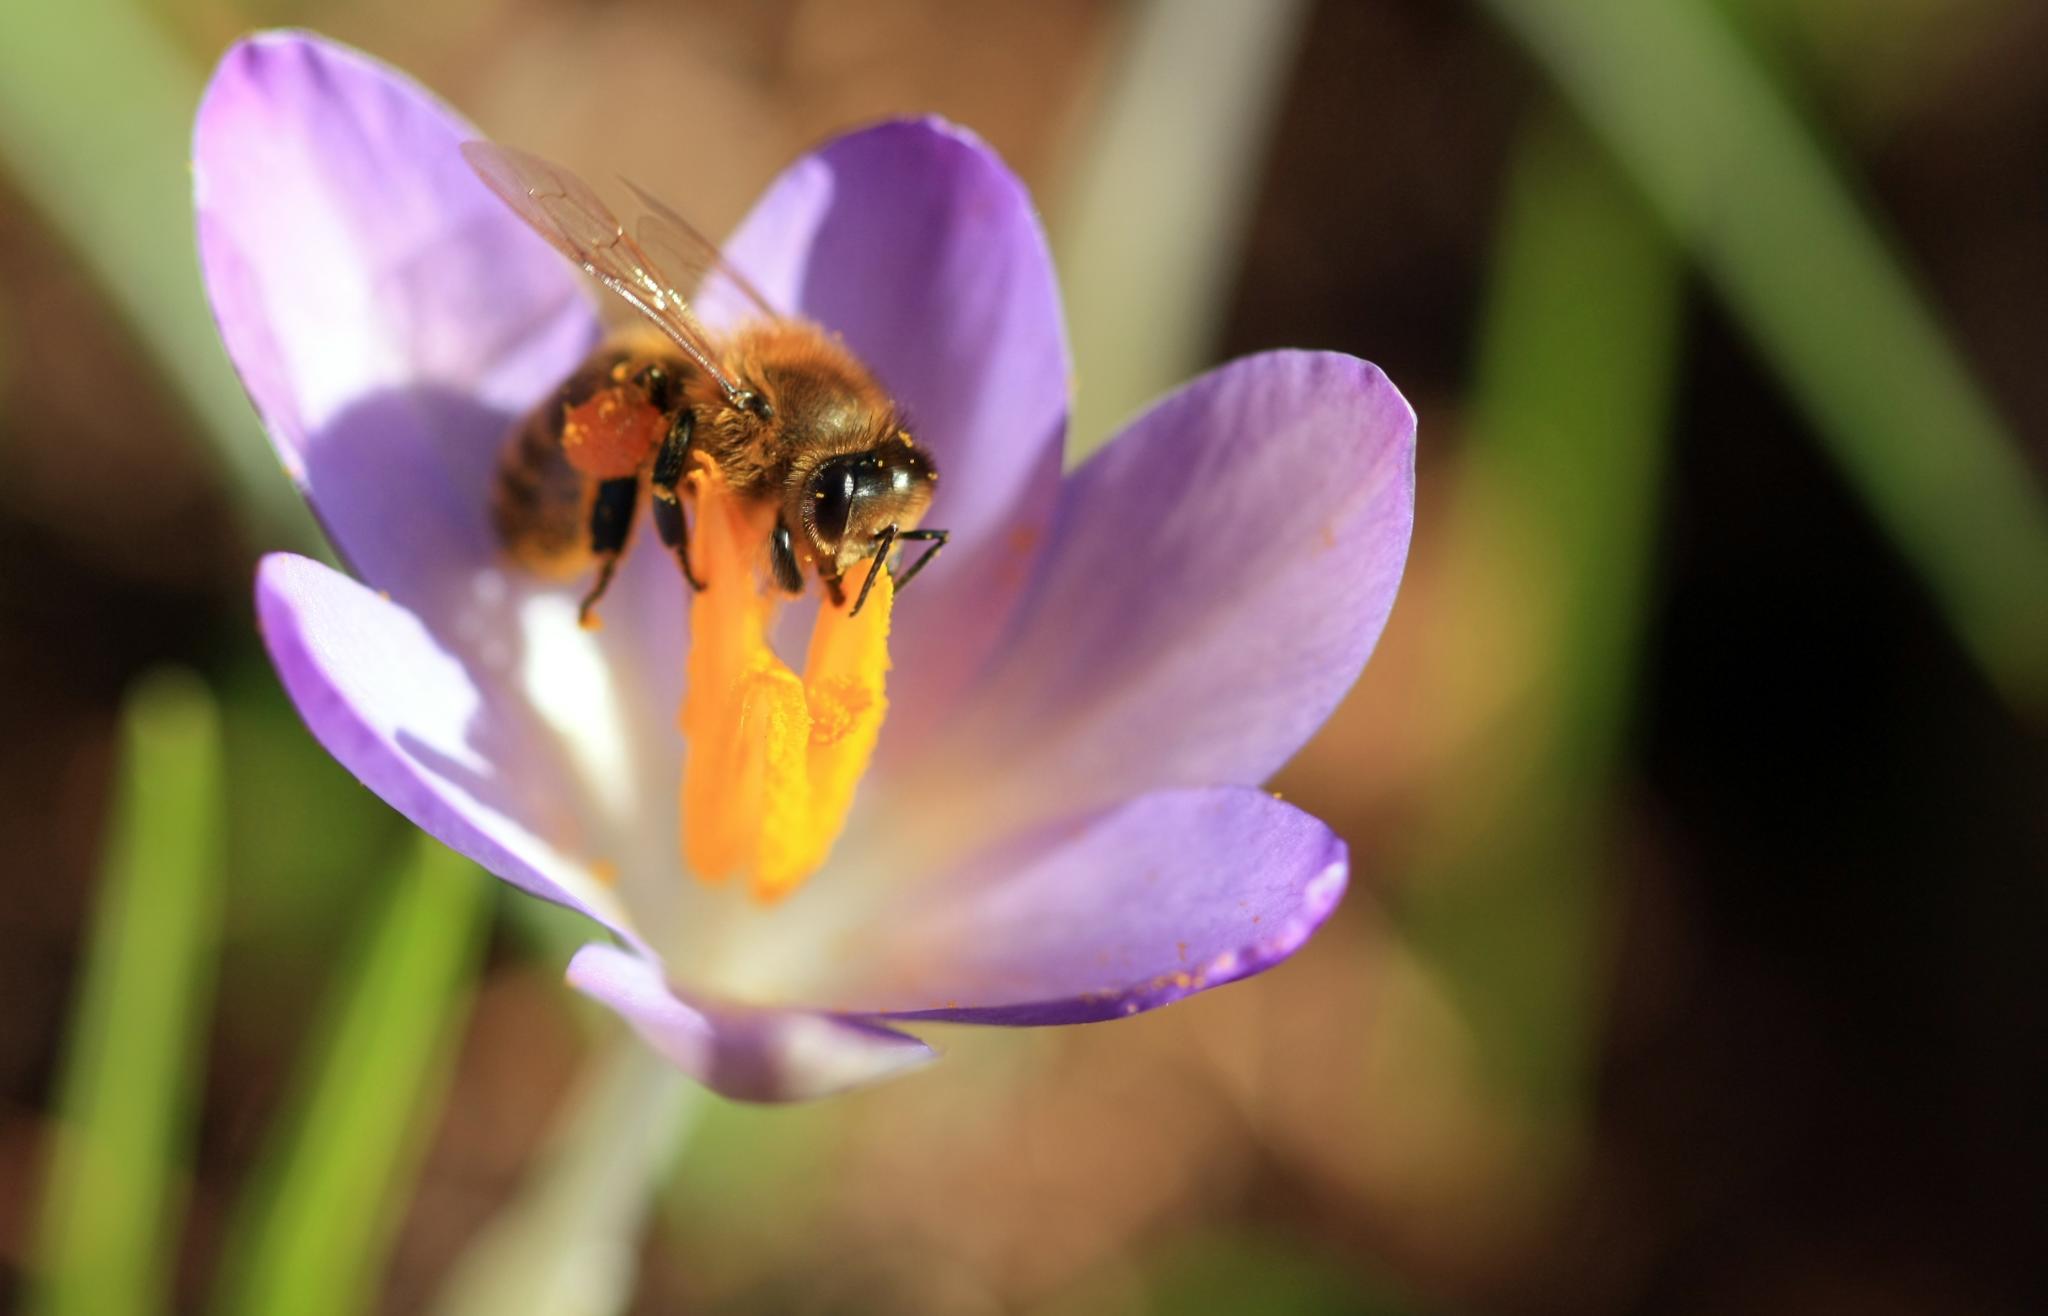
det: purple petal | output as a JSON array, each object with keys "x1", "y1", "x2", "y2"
[
  {"x1": 201, "y1": 32, "x2": 689, "y2": 842},
  {"x1": 256, "y1": 552, "x2": 641, "y2": 941},
  {"x1": 827, "y1": 788, "x2": 1348, "y2": 1024},
  {"x1": 901, "y1": 351, "x2": 1414, "y2": 833},
  {"x1": 566, "y1": 943, "x2": 935, "y2": 1102},
  {"x1": 195, "y1": 31, "x2": 599, "y2": 611},
  {"x1": 715, "y1": 119, "x2": 1070, "y2": 754}
]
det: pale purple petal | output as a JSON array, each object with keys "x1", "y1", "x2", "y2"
[
  {"x1": 195, "y1": 31, "x2": 599, "y2": 612},
  {"x1": 200, "y1": 32, "x2": 689, "y2": 850},
  {"x1": 824, "y1": 788, "x2": 1347, "y2": 1024},
  {"x1": 715, "y1": 119, "x2": 1070, "y2": 754},
  {"x1": 899, "y1": 351, "x2": 1414, "y2": 835},
  {"x1": 256, "y1": 552, "x2": 641, "y2": 941},
  {"x1": 567, "y1": 943, "x2": 935, "y2": 1102}
]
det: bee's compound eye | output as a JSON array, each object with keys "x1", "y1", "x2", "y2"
[{"x1": 810, "y1": 456, "x2": 859, "y2": 545}]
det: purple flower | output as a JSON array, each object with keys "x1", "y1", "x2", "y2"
[{"x1": 195, "y1": 31, "x2": 1415, "y2": 1101}]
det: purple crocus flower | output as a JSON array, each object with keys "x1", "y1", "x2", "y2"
[{"x1": 195, "y1": 31, "x2": 1415, "y2": 1101}]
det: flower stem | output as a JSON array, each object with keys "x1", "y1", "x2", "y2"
[{"x1": 428, "y1": 1035, "x2": 698, "y2": 1316}]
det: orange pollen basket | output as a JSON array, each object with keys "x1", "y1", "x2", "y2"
[
  {"x1": 561, "y1": 390, "x2": 664, "y2": 480},
  {"x1": 678, "y1": 461, "x2": 893, "y2": 903}
]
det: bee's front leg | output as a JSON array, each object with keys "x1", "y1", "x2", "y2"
[
  {"x1": 890, "y1": 528, "x2": 949, "y2": 592},
  {"x1": 846, "y1": 526, "x2": 947, "y2": 618}
]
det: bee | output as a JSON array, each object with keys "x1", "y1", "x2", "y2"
[{"x1": 463, "y1": 141, "x2": 946, "y2": 624}]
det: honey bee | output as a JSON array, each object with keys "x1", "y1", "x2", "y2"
[{"x1": 463, "y1": 141, "x2": 945, "y2": 623}]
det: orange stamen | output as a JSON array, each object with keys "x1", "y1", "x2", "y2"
[{"x1": 678, "y1": 462, "x2": 894, "y2": 902}]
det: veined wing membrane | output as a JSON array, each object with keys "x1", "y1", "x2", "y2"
[
  {"x1": 619, "y1": 177, "x2": 781, "y2": 324},
  {"x1": 460, "y1": 140, "x2": 743, "y2": 400}
]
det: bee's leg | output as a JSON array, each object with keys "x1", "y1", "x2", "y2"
[
  {"x1": 848, "y1": 526, "x2": 949, "y2": 618},
  {"x1": 889, "y1": 528, "x2": 949, "y2": 593},
  {"x1": 821, "y1": 573, "x2": 847, "y2": 609},
  {"x1": 849, "y1": 525, "x2": 897, "y2": 619},
  {"x1": 649, "y1": 407, "x2": 704, "y2": 590},
  {"x1": 770, "y1": 519, "x2": 805, "y2": 595},
  {"x1": 650, "y1": 499, "x2": 702, "y2": 592},
  {"x1": 578, "y1": 476, "x2": 640, "y2": 628},
  {"x1": 632, "y1": 361, "x2": 677, "y2": 411},
  {"x1": 651, "y1": 407, "x2": 693, "y2": 492}
]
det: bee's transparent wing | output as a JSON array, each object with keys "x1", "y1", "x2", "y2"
[
  {"x1": 619, "y1": 177, "x2": 782, "y2": 324},
  {"x1": 460, "y1": 140, "x2": 745, "y2": 400}
]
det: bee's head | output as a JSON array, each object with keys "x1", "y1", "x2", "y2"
[{"x1": 801, "y1": 433, "x2": 937, "y2": 574}]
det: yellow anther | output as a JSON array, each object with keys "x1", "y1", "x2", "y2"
[{"x1": 678, "y1": 462, "x2": 894, "y2": 902}]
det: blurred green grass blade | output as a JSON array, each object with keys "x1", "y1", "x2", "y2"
[
  {"x1": 1409, "y1": 109, "x2": 1679, "y2": 1131},
  {"x1": 215, "y1": 834, "x2": 490, "y2": 1316},
  {"x1": 217, "y1": 660, "x2": 406, "y2": 947},
  {"x1": 1468, "y1": 118, "x2": 1680, "y2": 782},
  {"x1": 29, "y1": 670, "x2": 224, "y2": 1316},
  {"x1": 0, "y1": 0, "x2": 312, "y2": 542},
  {"x1": 1481, "y1": 0, "x2": 2048, "y2": 710}
]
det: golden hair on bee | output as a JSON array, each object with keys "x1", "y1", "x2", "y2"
[{"x1": 464, "y1": 140, "x2": 947, "y2": 624}]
